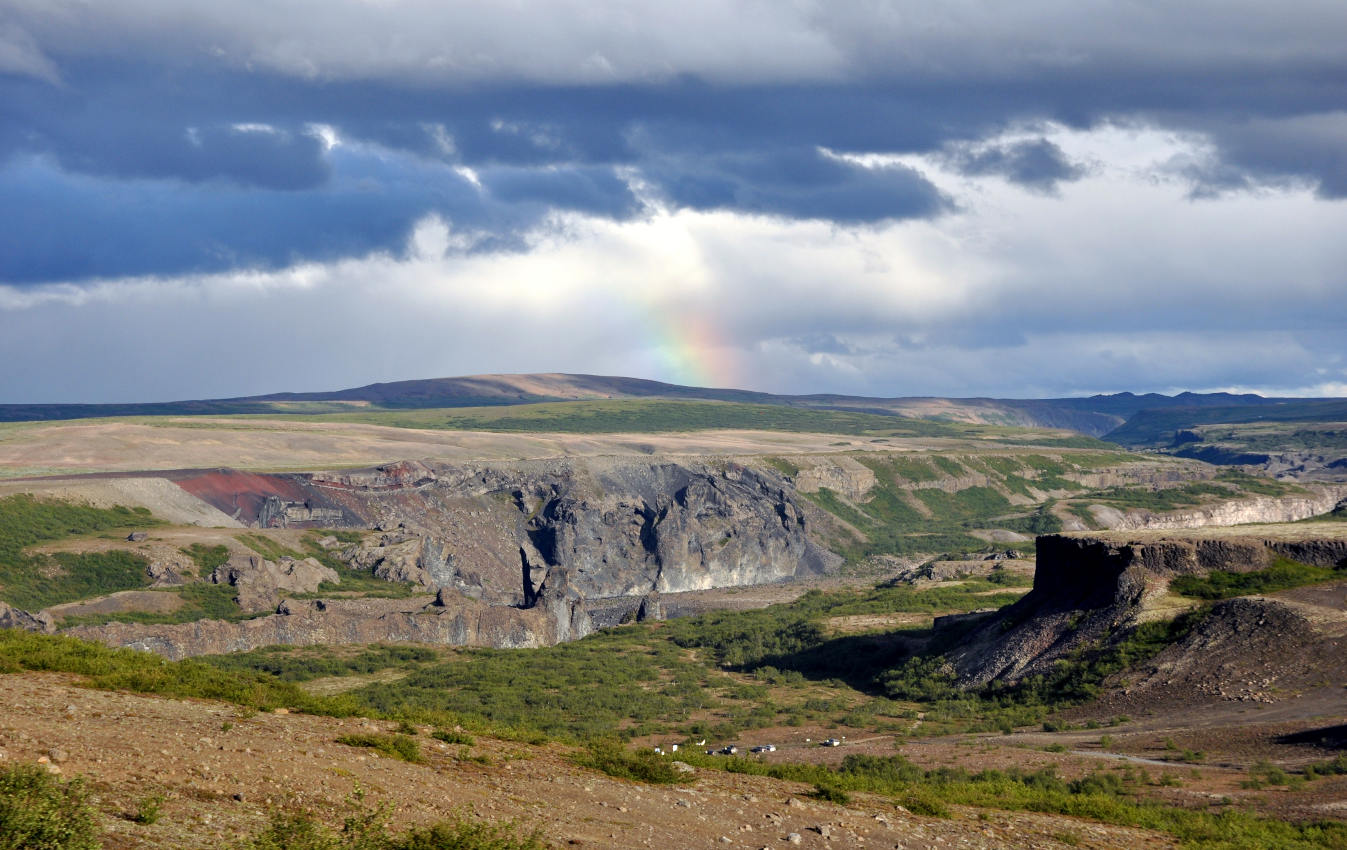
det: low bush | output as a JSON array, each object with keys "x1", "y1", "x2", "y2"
[
  {"x1": 0, "y1": 764, "x2": 100, "y2": 850},
  {"x1": 1170, "y1": 556, "x2": 1342, "y2": 600},
  {"x1": 573, "y1": 742, "x2": 692, "y2": 785},
  {"x1": 809, "y1": 783, "x2": 851, "y2": 804},
  {"x1": 334, "y1": 734, "x2": 424, "y2": 764}
]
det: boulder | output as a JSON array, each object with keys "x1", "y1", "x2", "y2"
[{"x1": 0, "y1": 601, "x2": 54, "y2": 634}]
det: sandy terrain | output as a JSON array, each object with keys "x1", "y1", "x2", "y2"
[
  {"x1": 0, "y1": 476, "x2": 243, "y2": 526},
  {"x1": 0, "y1": 419, "x2": 952, "y2": 478}
]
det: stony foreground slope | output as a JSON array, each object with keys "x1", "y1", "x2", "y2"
[{"x1": 0, "y1": 672, "x2": 1173, "y2": 850}]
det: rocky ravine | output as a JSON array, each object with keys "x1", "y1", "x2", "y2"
[{"x1": 62, "y1": 458, "x2": 836, "y2": 658}]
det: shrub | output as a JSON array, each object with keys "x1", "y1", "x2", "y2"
[
  {"x1": 572, "y1": 742, "x2": 692, "y2": 785},
  {"x1": 432, "y1": 730, "x2": 476, "y2": 746},
  {"x1": 809, "y1": 783, "x2": 851, "y2": 805},
  {"x1": 131, "y1": 792, "x2": 165, "y2": 825},
  {"x1": 335, "y1": 734, "x2": 424, "y2": 764},
  {"x1": 0, "y1": 764, "x2": 100, "y2": 850}
]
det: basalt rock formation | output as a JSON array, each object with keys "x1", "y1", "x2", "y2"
[{"x1": 948, "y1": 526, "x2": 1347, "y2": 688}]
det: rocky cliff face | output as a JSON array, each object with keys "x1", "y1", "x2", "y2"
[
  {"x1": 1089, "y1": 485, "x2": 1347, "y2": 531},
  {"x1": 186, "y1": 458, "x2": 836, "y2": 606},
  {"x1": 948, "y1": 528, "x2": 1347, "y2": 687},
  {"x1": 59, "y1": 458, "x2": 832, "y2": 658},
  {"x1": 66, "y1": 592, "x2": 562, "y2": 661}
]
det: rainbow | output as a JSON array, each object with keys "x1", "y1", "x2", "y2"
[{"x1": 643, "y1": 310, "x2": 740, "y2": 390}]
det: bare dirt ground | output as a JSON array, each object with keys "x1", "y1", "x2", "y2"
[{"x1": 0, "y1": 672, "x2": 1179, "y2": 850}]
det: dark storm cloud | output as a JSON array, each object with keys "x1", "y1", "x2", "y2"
[
  {"x1": 940, "y1": 138, "x2": 1085, "y2": 194},
  {"x1": 643, "y1": 147, "x2": 949, "y2": 222},
  {"x1": 2, "y1": 2, "x2": 1346, "y2": 287}
]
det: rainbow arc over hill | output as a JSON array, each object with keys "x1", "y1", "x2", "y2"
[{"x1": 648, "y1": 312, "x2": 739, "y2": 390}]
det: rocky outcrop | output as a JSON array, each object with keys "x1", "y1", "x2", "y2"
[
  {"x1": 948, "y1": 528, "x2": 1347, "y2": 687},
  {"x1": 0, "y1": 601, "x2": 54, "y2": 633},
  {"x1": 344, "y1": 530, "x2": 457, "y2": 591},
  {"x1": 794, "y1": 459, "x2": 876, "y2": 500},
  {"x1": 211, "y1": 554, "x2": 339, "y2": 613},
  {"x1": 66, "y1": 594, "x2": 562, "y2": 660}
]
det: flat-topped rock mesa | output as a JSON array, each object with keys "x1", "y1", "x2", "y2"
[{"x1": 949, "y1": 523, "x2": 1347, "y2": 689}]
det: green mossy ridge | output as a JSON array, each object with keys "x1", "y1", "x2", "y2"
[
  {"x1": 0, "y1": 629, "x2": 362, "y2": 716},
  {"x1": 1170, "y1": 556, "x2": 1345, "y2": 600}
]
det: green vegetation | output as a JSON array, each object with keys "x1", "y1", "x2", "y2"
[
  {"x1": 0, "y1": 764, "x2": 99, "y2": 850},
  {"x1": 929, "y1": 456, "x2": 966, "y2": 477},
  {"x1": 873, "y1": 455, "x2": 939, "y2": 482},
  {"x1": 1065, "y1": 502, "x2": 1098, "y2": 529},
  {"x1": 0, "y1": 629, "x2": 360, "y2": 715},
  {"x1": 1215, "y1": 469, "x2": 1304, "y2": 496},
  {"x1": 181, "y1": 543, "x2": 230, "y2": 574},
  {"x1": 1170, "y1": 556, "x2": 1344, "y2": 600},
  {"x1": 673, "y1": 750, "x2": 1347, "y2": 849},
  {"x1": 1081, "y1": 482, "x2": 1233, "y2": 512},
  {"x1": 0, "y1": 495, "x2": 159, "y2": 610},
  {"x1": 57, "y1": 582, "x2": 248, "y2": 628},
  {"x1": 239, "y1": 533, "x2": 299, "y2": 562},
  {"x1": 808, "y1": 782, "x2": 852, "y2": 804},
  {"x1": 432, "y1": 729, "x2": 476, "y2": 746},
  {"x1": 876, "y1": 611, "x2": 1207, "y2": 733},
  {"x1": 242, "y1": 795, "x2": 545, "y2": 850},
  {"x1": 205, "y1": 644, "x2": 439, "y2": 682},
  {"x1": 299, "y1": 533, "x2": 422, "y2": 598},
  {"x1": 573, "y1": 741, "x2": 692, "y2": 785},
  {"x1": 762, "y1": 456, "x2": 800, "y2": 477},
  {"x1": 334, "y1": 733, "x2": 424, "y2": 764},
  {"x1": 130, "y1": 793, "x2": 165, "y2": 826},
  {"x1": 1105, "y1": 399, "x2": 1347, "y2": 446}
]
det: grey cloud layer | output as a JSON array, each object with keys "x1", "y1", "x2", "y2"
[
  {"x1": 1, "y1": 1, "x2": 1345, "y2": 284},
  {"x1": 0, "y1": 1, "x2": 1344, "y2": 401}
]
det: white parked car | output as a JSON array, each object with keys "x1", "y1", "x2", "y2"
[
  {"x1": 821, "y1": 738, "x2": 842, "y2": 747},
  {"x1": 750, "y1": 744, "x2": 776, "y2": 753}
]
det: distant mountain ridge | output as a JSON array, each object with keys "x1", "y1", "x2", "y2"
[{"x1": 0, "y1": 372, "x2": 1335, "y2": 439}]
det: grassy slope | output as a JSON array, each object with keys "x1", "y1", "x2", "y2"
[{"x1": 0, "y1": 496, "x2": 159, "y2": 610}]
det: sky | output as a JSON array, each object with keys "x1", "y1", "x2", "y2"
[{"x1": 1, "y1": 1, "x2": 1345, "y2": 403}]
